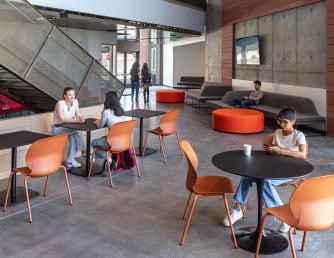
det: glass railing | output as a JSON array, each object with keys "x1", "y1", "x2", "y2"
[{"x1": 0, "y1": 0, "x2": 125, "y2": 106}]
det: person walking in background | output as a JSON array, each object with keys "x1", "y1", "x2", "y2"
[
  {"x1": 141, "y1": 63, "x2": 151, "y2": 103},
  {"x1": 130, "y1": 62, "x2": 140, "y2": 103},
  {"x1": 229, "y1": 80, "x2": 263, "y2": 108},
  {"x1": 91, "y1": 91, "x2": 124, "y2": 176},
  {"x1": 53, "y1": 87, "x2": 85, "y2": 168}
]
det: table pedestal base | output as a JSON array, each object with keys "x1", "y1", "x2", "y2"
[
  {"x1": 0, "y1": 187, "x2": 39, "y2": 206},
  {"x1": 66, "y1": 157, "x2": 103, "y2": 177},
  {"x1": 236, "y1": 226, "x2": 289, "y2": 254},
  {"x1": 135, "y1": 147, "x2": 157, "y2": 157}
]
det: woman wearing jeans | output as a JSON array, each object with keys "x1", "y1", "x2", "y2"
[
  {"x1": 130, "y1": 62, "x2": 140, "y2": 103},
  {"x1": 53, "y1": 87, "x2": 85, "y2": 168},
  {"x1": 223, "y1": 107, "x2": 307, "y2": 233},
  {"x1": 91, "y1": 91, "x2": 124, "y2": 176}
]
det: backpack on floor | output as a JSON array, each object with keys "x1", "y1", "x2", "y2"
[{"x1": 113, "y1": 148, "x2": 136, "y2": 170}]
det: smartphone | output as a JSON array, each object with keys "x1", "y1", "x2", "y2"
[{"x1": 263, "y1": 143, "x2": 271, "y2": 148}]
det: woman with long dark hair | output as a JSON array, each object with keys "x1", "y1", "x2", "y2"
[
  {"x1": 141, "y1": 63, "x2": 151, "y2": 103},
  {"x1": 91, "y1": 91, "x2": 124, "y2": 174},
  {"x1": 130, "y1": 61, "x2": 140, "y2": 103}
]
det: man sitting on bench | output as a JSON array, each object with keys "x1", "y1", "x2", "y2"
[{"x1": 230, "y1": 80, "x2": 263, "y2": 108}]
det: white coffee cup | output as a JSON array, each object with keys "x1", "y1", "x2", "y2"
[{"x1": 243, "y1": 144, "x2": 252, "y2": 156}]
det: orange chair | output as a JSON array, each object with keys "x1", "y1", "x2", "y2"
[
  {"x1": 88, "y1": 120, "x2": 140, "y2": 186},
  {"x1": 3, "y1": 134, "x2": 72, "y2": 223},
  {"x1": 142, "y1": 109, "x2": 181, "y2": 163},
  {"x1": 179, "y1": 140, "x2": 237, "y2": 247},
  {"x1": 255, "y1": 175, "x2": 334, "y2": 258}
]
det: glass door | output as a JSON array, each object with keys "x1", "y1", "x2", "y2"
[{"x1": 116, "y1": 51, "x2": 139, "y2": 86}]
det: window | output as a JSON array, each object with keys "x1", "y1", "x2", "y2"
[
  {"x1": 150, "y1": 30, "x2": 157, "y2": 44},
  {"x1": 151, "y1": 47, "x2": 157, "y2": 72}
]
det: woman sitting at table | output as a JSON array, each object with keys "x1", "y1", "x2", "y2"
[
  {"x1": 91, "y1": 91, "x2": 124, "y2": 176},
  {"x1": 223, "y1": 107, "x2": 307, "y2": 233},
  {"x1": 53, "y1": 87, "x2": 85, "y2": 168}
]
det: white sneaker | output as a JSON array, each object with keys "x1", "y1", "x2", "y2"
[
  {"x1": 66, "y1": 160, "x2": 81, "y2": 168},
  {"x1": 278, "y1": 222, "x2": 290, "y2": 233},
  {"x1": 223, "y1": 208, "x2": 243, "y2": 227}
]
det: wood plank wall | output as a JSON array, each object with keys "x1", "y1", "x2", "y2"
[{"x1": 220, "y1": 0, "x2": 333, "y2": 135}]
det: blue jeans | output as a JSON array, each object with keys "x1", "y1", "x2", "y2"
[
  {"x1": 230, "y1": 98, "x2": 257, "y2": 108},
  {"x1": 91, "y1": 136, "x2": 111, "y2": 159},
  {"x1": 52, "y1": 126, "x2": 85, "y2": 163},
  {"x1": 131, "y1": 80, "x2": 140, "y2": 101},
  {"x1": 234, "y1": 177, "x2": 292, "y2": 208}
]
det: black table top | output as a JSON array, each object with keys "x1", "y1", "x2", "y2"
[
  {"x1": 124, "y1": 109, "x2": 165, "y2": 119},
  {"x1": 0, "y1": 130, "x2": 50, "y2": 150},
  {"x1": 54, "y1": 118, "x2": 98, "y2": 132},
  {"x1": 212, "y1": 150, "x2": 313, "y2": 180}
]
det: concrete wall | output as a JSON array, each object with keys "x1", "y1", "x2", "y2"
[
  {"x1": 173, "y1": 41, "x2": 205, "y2": 86},
  {"x1": 234, "y1": 3, "x2": 326, "y2": 89},
  {"x1": 30, "y1": 0, "x2": 205, "y2": 33},
  {"x1": 60, "y1": 27, "x2": 117, "y2": 60},
  {"x1": 205, "y1": 0, "x2": 222, "y2": 83}
]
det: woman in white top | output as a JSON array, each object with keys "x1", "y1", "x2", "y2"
[
  {"x1": 223, "y1": 108, "x2": 307, "y2": 233},
  {"x1": 53, "y1": 87, "x2": 85, "y2": 168},
  {"x1": 91, "y1": 91, "x2": 124, "y2": 175}
]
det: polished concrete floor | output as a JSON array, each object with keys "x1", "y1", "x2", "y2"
[{"x1": 0, "y1": 87, "x2": 333, "y2": 258}]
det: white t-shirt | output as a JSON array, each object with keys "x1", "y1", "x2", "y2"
[
  {"x1": 272, "y1": 129, "x2": 306, "y2": 152},
  {"x1": 54, "y1": 99, "x2": 79, "y2": 124},
  {"x1": 97, "y1": 109, "x2": 124, "y2": 129}
]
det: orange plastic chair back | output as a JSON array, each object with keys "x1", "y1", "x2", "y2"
[
  {"x1": 160, "y1": 109, "x2": 180, "y2": 135},
  {"x1": 263, "y1": 133, "x2": 308, "y2": 158},
  {"x1": 289, "y1": 175, "x2": 334, "y2": 231},
  {"x1": 26, "y1": 134, "x2": 68, "y2": 177},
  {"x1": 180, "y1": 140, "x2": 198, "y2": 192},
  {"x1": 107, "y1": 120, "x2": 136, "y2": 153}
]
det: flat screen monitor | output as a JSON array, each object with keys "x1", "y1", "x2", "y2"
[{"x1": 235, "y1": 36, "x2": 260, "y2": 65}]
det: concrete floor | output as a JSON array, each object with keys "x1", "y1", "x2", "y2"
[{"x1": 0, "y1": 86, "x2": 333, "y2": 258}]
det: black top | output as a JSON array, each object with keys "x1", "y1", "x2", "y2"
[
  {"x1": 54, "y1": 118, "x2": 98, "y2": 132},
  {"x1": 212, "y1": 150, "x2": 313, "y2": 180},
  {"x1": 0, "y1": 131, "x2": 50, "y2": 150},
  {"x1": 124, "y1": 109, "x2": 165, "y2": 119}
]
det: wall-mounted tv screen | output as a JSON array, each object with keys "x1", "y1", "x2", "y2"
[{"x1": 236, "y1": 36, "x2": 260, "y2": 65}]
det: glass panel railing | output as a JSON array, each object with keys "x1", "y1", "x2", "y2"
[
  {"x1": 77, "y1": 61, "x2": 125, "y2": 107},
  {"x1": 26, "y1": 27, "x2": 94, "y2": 100},
  {"x1": 0, "y1": 0, "x2": 52, "y2": 76}
]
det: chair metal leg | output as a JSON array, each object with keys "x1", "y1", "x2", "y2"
[
  {"x1": 159, "y1": 135, "x2": 166, "y2": 163},
  {"x1": 175, "y1": 131, "x2": 182, "y2": 155},
  {"x1": 24, "y1": 176, "x2": 32, "y2": 223},
  {"x1": 179, "y1": 194, "x2": 198, "y2": 246},
  {"x1": 43, "y1": 176, "x2": 49, "y2": 197},
  {"x1": 288, "y1": 227, "x2": 297, "y2": 258},
  {"x1": 106, "y1": 152, "x2": 113, "y2": 187},
  {"x1": 182, "y1": 192, "x2": 193, "y2": 219},
  {"x1": 3, "y1": 171, "x2": 15, "y2": 211},
  {"x1": 131, "y1": 146, "x2": 141, "y2": 177},
  {"x1": 255, "y1": 213, "x2": 269, "y2": 258},
  {"x1": 87, "y1": 149, "x2": 96, "y2": 179},
  {"x1": 142, "y1": 132, "x2": 149, "y2": 157},
  {"x1": 223, "y1": 194, "x2": 237, "y2": 248},
  {"x1": 62, "y1": 166, "x2": 73, "y2": 205},
  {"x1": 301, "y1": 231, "x2": 308, "y2": 251}
]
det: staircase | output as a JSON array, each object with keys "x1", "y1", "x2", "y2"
[{"x1": 0, "y1": 0, "x2": 124, "y2": 113}]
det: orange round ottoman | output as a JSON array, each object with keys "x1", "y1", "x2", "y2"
[
  {"x1": 212, "y1": 108, "x2": 264, "y2": 133},
  {"x1": 156, "y1": 90, "x2": 185, "y2": 103}
]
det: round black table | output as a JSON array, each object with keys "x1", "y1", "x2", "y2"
[{"x1": 212, "y1": 150, "x2": 313, "y2": 254}]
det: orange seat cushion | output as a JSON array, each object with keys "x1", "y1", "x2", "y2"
[
  {"x1": 156, "y1": 90, "x2": 185, "y2": 103},
  {"x1": 212, "y1": 108, "x2": 264, "y2": 133}
]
